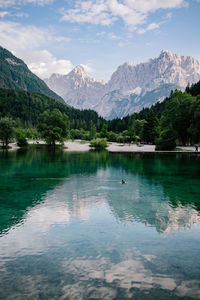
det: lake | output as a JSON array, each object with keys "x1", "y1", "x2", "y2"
[{"x1": 0, "y1": 148, "x2": 200, "y2": 299}]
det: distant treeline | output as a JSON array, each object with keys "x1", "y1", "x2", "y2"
[
  {"x1": 0, "y1": 89, "x2": 105, "y2": 131},
  {"x1": 1, "y1": 80, "x2": 200, "y2": 148}
]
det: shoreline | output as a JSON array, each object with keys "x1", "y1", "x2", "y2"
[{"x1": 2, "y1": 140, "x2": 198, "y2": 154}]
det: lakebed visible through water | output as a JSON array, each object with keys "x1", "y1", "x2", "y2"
[{"x1": 0, "y1": 148, "x2": 200, "y2": 299}]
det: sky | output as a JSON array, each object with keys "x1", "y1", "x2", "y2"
[{"x1": 0, "y1": 0, "x2": 200, "y2": 81}]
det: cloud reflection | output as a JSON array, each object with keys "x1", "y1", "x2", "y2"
[{"x1": 61, "y1": 250, "x2": 200, "y2": 299}]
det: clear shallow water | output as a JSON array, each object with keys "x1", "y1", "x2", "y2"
[{"x1": 0, "y1": 149, "x2": 200, "y2": 300}]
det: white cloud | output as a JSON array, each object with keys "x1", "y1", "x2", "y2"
[
  {"x1": 60, "y1": 0, "x2": 186, "y2": 31},
  {"x1": 146, "y1": 22, "x2": 160, "y2": 30},
  {"x1": 0, "y1": 0, "x2": 54, "y2": 8},
  {"x1": 0, "y1": 11, "x2": 29, "y2": 18},
  {"x1": 137, "y1": 22, "x2": 161, "y2": 34},
  {"x1": 0, "y1": 21, "x2": 47, "y2": 51},
  {"x1": 0, "y1": 11, "x2": 9, "y2": 18},
  {"x1": 0, "y1": 21, "x2": 73, "y2": 78},
  {"x1": 20, "y1": 50, "x2": 74, "y2": 79},
  {"x1": 108, "y1": 33, "x2": 121, "y2": 39},
  {"x1": 0, "y1": 21, "x2": 70, "y2": 51},
  {"x1": 164, "y1": 12, "x2": 173, "y2": 19}
]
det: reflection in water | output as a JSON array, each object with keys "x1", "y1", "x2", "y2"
[{"x1": 0, "y1": 149, "x2": 200, "y2": 299}]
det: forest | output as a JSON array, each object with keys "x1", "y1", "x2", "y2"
[{"x1": 0, "y1": 80, "x2": 200, "y2": 149}]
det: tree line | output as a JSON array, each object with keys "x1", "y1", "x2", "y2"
[{"x1": 0, "y1": 80, "x2": 200, "y2": 149}]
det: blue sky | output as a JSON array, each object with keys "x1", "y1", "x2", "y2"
[{"x1": 0, "y1": 0, "x2": 200, "y2": 80}]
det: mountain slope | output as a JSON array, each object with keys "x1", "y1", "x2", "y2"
[
  {"x1": 96, "y1": 83, "x2": 178, "y2": 120},
  {"x1": 0, "y1": 46, "x2": 65, "y2": 104},
  {"x1": 45, "y1": 50, "x2": 200, "y2": 119},
  {"x1": 45, "y1": 65, "x2": 106, "y2": 109}
]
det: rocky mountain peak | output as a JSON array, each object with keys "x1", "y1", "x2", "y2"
[
  {"x1": 45, "y1": 50, "x2": 200, "y2": 119},
  {"x1": 159, "y1": 49, "x2": 173, "y2": 58},
  {"x1": 69, "y1": 65, "x2": 87, "y2": 78}
]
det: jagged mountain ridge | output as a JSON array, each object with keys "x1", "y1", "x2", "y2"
[
  {"x1": 45, "y1": 50, "x2": 200, "y2": 119},
  {"x1": 0, "y1": 46, "x2": 65, "y2": 104},
  {"x1": 45, "y1": 65, "x2": 106, "y2": 109}
]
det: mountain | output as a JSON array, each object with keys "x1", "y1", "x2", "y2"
[
  {"x1": 45, "y1": 50, "x2": 200, "y2": 119},
  {"x1": 0, "y1": 46, "x2": 65, "y2": 104},
  {"x1": 45, "y1": 65, "x2": 106, "y2": 109}
]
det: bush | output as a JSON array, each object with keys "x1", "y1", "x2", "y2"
[
  {"x1": 116, "y1": 135, "x2": 124, "y2": 143},
  {"x1": 15, "y1": 128, "x2": 28, "y2": 147},
  {"x1": 155, "y1": 128, "x2": 176, "y2": 151},
  {"x1": 108, "y1": 131, "x2": 118, "y2": 142},
  {"x1": 90, "y1": 138, "x2": 108, "y2": 150}
]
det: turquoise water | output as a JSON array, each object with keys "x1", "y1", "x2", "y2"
[{"x1": 0, "y1": 148, "x2": 200, "y2": 299}]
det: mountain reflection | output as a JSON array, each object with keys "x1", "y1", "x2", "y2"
[{"x1": 0, "y1": 149, "x2": 200, "y2": 235}]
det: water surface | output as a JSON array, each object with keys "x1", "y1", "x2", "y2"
[{"x1": 0, "y1": 149, "x2": 200, "y2": 299}]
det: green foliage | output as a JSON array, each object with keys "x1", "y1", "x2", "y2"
[
  {"x1": 70, "y1": 129, "x2": 90, "y2": 141},
  {"x1": 89, "y1": 123, "x2": 97, "y2": 140},
  {"x1": 0, "y1": 117, "x2": 15, "y2": 147},
  {"x1": 38, "y1": 109, "x2": 69, "y2": 146},
  {"x1": 116, "y1": 135, "x2": 125, "y2": 143},
  {"x1": 24, "y1": 128, "x2": 40, "y2": 140},
  {"x1": 15, "y1": 128, "x2": 28, "y2": 147},
  {"x1": 90, "y1": 138, "x2": 108, "y2": 150},
  {"x1": 108, "y1": 131, "x2": 118, "y2": 142},
  {"x1": 155, "y1": 127, "x2": 176, "y2": 151},
  {"x1": 142, "y1": 110, "x2": 159, "y2": 143},
  {"x1": 186, "y1": 80, "x2": 200, "y2": 97},
  {"x1": 0, "y1": 88, "x2": 104, "y2": 130},
  {"x1": 133, "y1": 119, "x2": 146, "y2": 138},
  {"x1": 160, "y1": 91, "x2": 195, "y2": 145},
  {"x1": 100, "y1": 124, "x2": 110, "y2": 139}
]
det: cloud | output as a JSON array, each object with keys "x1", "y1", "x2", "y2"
[
  {"x1": 137, "y1": 22, "x2": 160, "y2": 34},
  {"x1": 0, "y1": 11, "x2": 9, "y2": 18},
  {"x1": 108, "y1": 33, "x2": 121, "y2": 39},
  {"x1": 21, "y1": 50, "x2": 74, "y2": 79},
  {"x1": 0, "y1": 21, "x2": 70, "y2": 51},
  {"x1": 0, "y1": 21, "x2": 48, "y2": 51},
  {"x1": 0, "y1": 11, "x2": 29, "y2": 18},
  {"x1": 60, "y1": 0, "x2": 186, "y2": 31},
  {"x1": 0, "y1": 21, "x2": 73, "y2": 78},
  {"x1": 0, "y1": 0, "x2": 54, "y2": 8}
]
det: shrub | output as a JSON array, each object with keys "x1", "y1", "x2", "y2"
[
  {"x1": 90, "y1": 138, "x2": 108, "y2": 150},
  {"x1": 155, "y1": 128, "x2": 176, "y2": 151}
]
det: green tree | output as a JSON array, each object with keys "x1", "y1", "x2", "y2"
[
  {"x1": 155, "y1": 127, "x2": 176, "y2": 151},
  {"x1": 0, "y1": 117, "x2": 15, "y2": 148},
  {"x1": 161, "y1": 91, "x2": 194, "y2": 145},
  {"x1": 15, "y1": 128, "x2": 28, "y2": 147},
  {"x1": 100, "y1": 123, "x2": 110, "y2": 139},
  {"x1": 89, "y1": 123, "x2": 97, "y2": 140},
  {"x1": 142, "y1": 110, "x2": 159, "y2": 143},
  {"x1": 133, "y1": 119, "x2": 146, "y2": 138},
  {"x1": 38, "y1": 109, "x2": 69, "y2": 146}
]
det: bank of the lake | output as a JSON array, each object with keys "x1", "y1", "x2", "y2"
[{"x1": 5, "y1": 140, "x2": 198, "y2": 153}]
